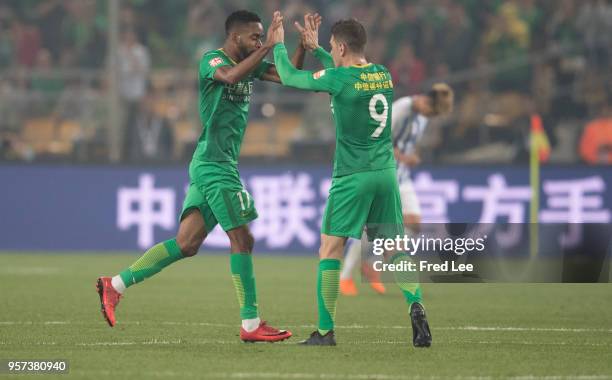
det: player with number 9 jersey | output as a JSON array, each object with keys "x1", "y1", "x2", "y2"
[
  {"x1": 272, "y1": 16, "x2": 430, "y2": 348},
  {"x1": 274, "y1": 46, "x2": 403, "y2": 240}
]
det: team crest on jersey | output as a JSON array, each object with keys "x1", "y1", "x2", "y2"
[
  {"x1": 313, "y1": 70, "x2": 326, "y2": 79},
  {"x1": 209, "y1": 57, "x2": 223, "y2": 67}
]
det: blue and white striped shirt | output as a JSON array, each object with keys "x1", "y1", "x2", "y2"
[{"x1": 391, "y1": 97, "x2": 429, "y2": 184}]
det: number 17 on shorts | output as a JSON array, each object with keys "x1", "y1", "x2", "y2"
[{"x1": 236, "y1": 189, "x2": 252, "y2": 218}]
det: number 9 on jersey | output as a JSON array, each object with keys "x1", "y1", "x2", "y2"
[{"x1": 369, "y1": 94, "x2": 389, "y2": 138}]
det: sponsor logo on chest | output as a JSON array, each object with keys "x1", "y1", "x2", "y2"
[{"x1": 223, "y1": 80, "x2": 253, "y2": 103}]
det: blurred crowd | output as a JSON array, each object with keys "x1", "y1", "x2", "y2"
[{"x1": 0, "y1": 0, "x2": 611, "y2": 165}]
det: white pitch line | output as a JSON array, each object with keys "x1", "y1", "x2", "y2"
[
  {"x1": 162, "y1": 321, "x2": 233, "y2": 328},
  {"x1": 156, "y1": 322, "x2": 612, "y2": 334},
  {"x1": 6, "y1": 339, "x2": 610, "y2": 348},
  {"x1": 212, "y1": 373, "x2": 486, "y2": 380},
  {"x1": 3, "y1": 321, "x2": 612, "y2": 334},
  {"x1": 0, "y1": 321, "x2": 69, "y2": 325},
  {"x1": 75, "y1": 340, "x2": 237, "y2": 346},
  {"x1": 68, "y1": 370, "x2": 457, "y2": 379},
  {"x1": 443, "y1": 326, "x2": 612, "y2": 333},
  {"x1": 0, "y1": 341, "x2": 58, "y2": 345},
  {"x1": 76, "y1": 339, "x2": 184, "y2": 347},
  {"x1": 446, "y1": 340, "x2": 612, "y2": 347}
]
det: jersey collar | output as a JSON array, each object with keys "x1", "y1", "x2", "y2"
[{"x1": 218, "y1": 48, "x2": 238, "y2": 65}]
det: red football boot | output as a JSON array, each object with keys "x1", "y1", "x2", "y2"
[
  {"x1": 96, "y1": 277, "x2": 122, "y2": 327},
  {"x1": 240, "y1": 321, "x2": 292, "y2": 343}
]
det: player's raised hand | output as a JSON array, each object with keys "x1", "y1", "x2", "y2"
[
  {"x1": 295, "y1": 12, "x2": 320, "y2": 51},
  {"x1": 309, "y1": 13, "x2": 322, "y2": 33},
  {"x1": 293, "y1": 14, "x2": 307, "y2": 36},
  {"x1": 274, "y1": 11, "x2": 285, "y2": 44},
  {"x1": 265, "y1": 11, "x2": 284, "y2": 47}
]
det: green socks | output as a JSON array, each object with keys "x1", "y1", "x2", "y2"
[
  {"x1": 119, "y1": 239, "x2": 184, "y2": 287},
  {"x1": 230, "y1": 253, "x2": 259, "y2": 319},
  {"x1": 390, "y1": 252, "x2": 423, "y2": 306},
  {"x1": 317, "y1": 258, "x2": 341, "y2": 334}
]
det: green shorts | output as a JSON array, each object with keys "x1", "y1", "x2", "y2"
[
  {"x1": 322, "y1": 168, "x2": 403, "y2": 240},
  {"x1": 180, "y1": 160, "x2": 257, "y2": 231}
]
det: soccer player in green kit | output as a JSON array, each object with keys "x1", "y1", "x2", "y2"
[
  {"x1": 271, "y1": 15, "x2": 432, "y2": 347},
  {"x1": 96, "y1": 10, "x2": 304, "y2": 343}
]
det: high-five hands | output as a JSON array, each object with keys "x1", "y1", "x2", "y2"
[
  {"x1": 294, "y1": 13, "x2": 321, "y2": 51},
  {"x1": 266, "y1": 11, "x2": 320, "y2": 50},
  {"x1": 266, "y1": 11, "x2": 285, "y2": 47}
]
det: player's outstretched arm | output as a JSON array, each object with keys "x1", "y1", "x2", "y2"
[
  {"x1": 213, "y1": 11, "x2": 283, "y2": 85},
  {"x1": 260, "y1": 45, "x2": 306, "y2": 83},
  {"x1": 273, "y1": 43, "x2": 338, "y2": 93},
  {"x1": 312, "y1": 47, "x2": 334, "y2": 69}
]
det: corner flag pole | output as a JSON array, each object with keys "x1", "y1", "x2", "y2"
[
  {"x1": 529, "y1": 121, "x2": 539, "y2": 259},
  {"x1": 529, "y1": 114, "x2": 548, "y2": 259}
]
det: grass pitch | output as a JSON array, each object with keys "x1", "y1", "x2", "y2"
[{"x1": 1, "y1": 252, "x2": 611, "y2": 379}]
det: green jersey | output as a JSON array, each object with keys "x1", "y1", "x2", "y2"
[
  {"x1": 194, "y1": 49, "x2": 271, "y2": 164},
  {"x1": 274, "y1": 44, "x2": 396, "y2": 177}
]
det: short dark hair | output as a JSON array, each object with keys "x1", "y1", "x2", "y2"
[
  {"x1": 331, "y1": 19, "x2": 367, "y2": 54},
  {"x1": 225, "y1": 10, "x2": 261, "y2": 35}
]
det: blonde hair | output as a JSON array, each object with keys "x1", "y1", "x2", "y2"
[{"x1": 429, "y1": 83, "x2": 454, "y2": 116}]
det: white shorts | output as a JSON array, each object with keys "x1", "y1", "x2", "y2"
[{"x1": 399, "y1": 179, "x2": 421, "y2": 216}]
